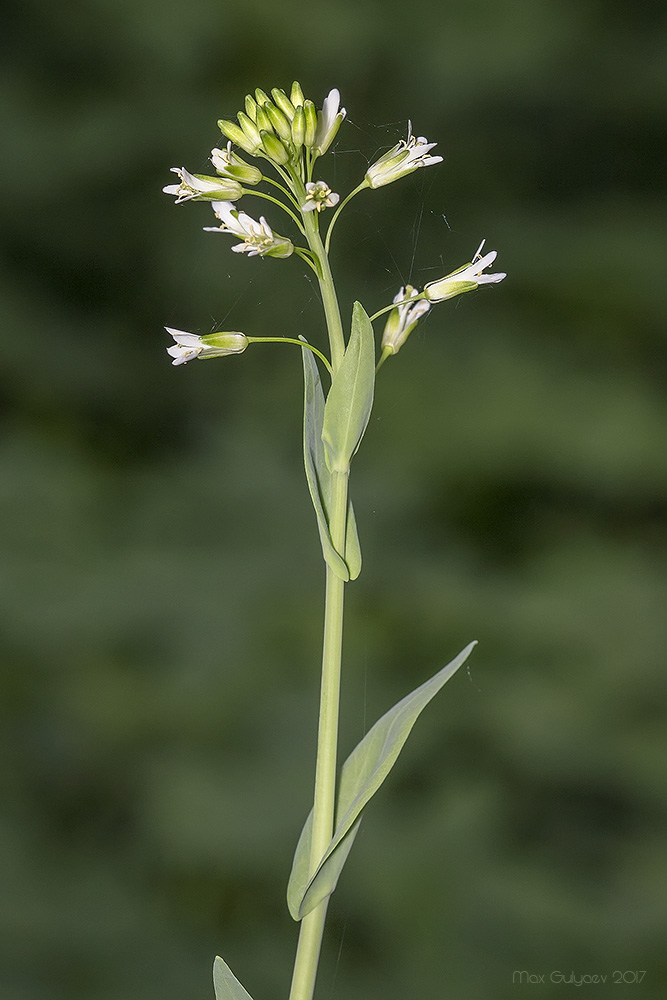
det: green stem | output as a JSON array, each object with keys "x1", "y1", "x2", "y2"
[
  {"x1": 301, "y1": 209, "x2": 345, "y2": 371},
  {"x1": 324, "y1": 182, "x2": 367, "y2": 255},
  {"x1": 288, "y1": 470, "x2": 349, "y2": 1000},
  {"x1": 241, "y1": 188, "x2": 305, "y2": 233},
  {"x1": 247, "y1": 336, "x2": 332, "y2": 375},
  {"x1": 369, "y1": 292, "x2": 427, "y2": 324}
]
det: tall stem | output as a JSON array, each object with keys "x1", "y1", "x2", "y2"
[
  {"x1": 287, "y1": 169, "x2": 350, "y2": 1000},
  {"x1": 288, "y1": 471, "x2": 348, "y2": 1000}
]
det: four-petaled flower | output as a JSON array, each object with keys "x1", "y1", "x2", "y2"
[
  {"x1": 163, "y1": 167, "x2": 242, "y2": 204},
  {"x1": 381, "y1": 285, "x2": 430, "y2": 355},
  {"x1": 365, "y1": 126, "x2": 443, "y2": 189},
  {"x1": 314, "y1": 88, "x2": 346, "y2": 155},
  {"x1": 302, "y1": 181, "x2": 340, "y2": 213},
  {"x1": 166, "y1": 328, "x2": 249, "y2": 366},
  {"x1": 424, "y1": 240, "x2": 506, "y2": 302},
  {"x1": 203, "y1": 202, "x2": 294, "y2": 257},
  {"x1": 210, "y1": 143, "x2": 262, "y2": 185}
]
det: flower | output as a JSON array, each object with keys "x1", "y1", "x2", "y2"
[
  {"x1": 424, "y1": 240, "x2": 506, "y2": 301},
  {"x1": 210, "y1": 143, "x2": 262, "y2": 185},
  {"x1": 381, "y1": 285, "x2": 430, "y2": 355},
  {"x1": 302, "y1": 181, "x2": 340, "y2": 213},
  {"x1": 314, "y1": 88, "x2": 346, "y2": 155},
  {"x1": 203, "y1": 201, "x2": 293, "y2": 258},
  {"x1": 163, "y1": 167, "x2": 242, "y2": 204},
  {"x1": 165, "y1": 328, "x2": 248, "y2": 366},
  {"x1": 365, "y1": 125, "x2": 442, "y2": 189}
]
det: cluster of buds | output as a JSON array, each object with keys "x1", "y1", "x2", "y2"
[{"x1": 217, "y1": 83, "x2": 346, "y2": 168}]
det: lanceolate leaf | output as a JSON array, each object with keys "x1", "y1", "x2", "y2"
[
  {"x1": 213, "y1": 956, "x2": 254, "y2": 1000},
  {"x1": 301, "y1": 342, "x2": 362, "y2": 580},
  {"x1": 322, "y1": 302, "x2": 375, "y2": 474},
  {"x1": 287, "y1": 641, "x2": 477, "y2": 919}
]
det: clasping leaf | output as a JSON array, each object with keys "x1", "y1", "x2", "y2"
[
  {"x1": 321, "y1": 302, "x2": 375, "y2": 474},
  {"x1": 301, "y1": 341, "x2": 362, "y2": 580},
  {"x1": 287, "y1": 641, "x2": 476, "y2": 919}
]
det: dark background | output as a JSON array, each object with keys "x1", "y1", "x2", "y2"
[{"x1": 2, "y1": 1, "x2": 666, "y2": 998}]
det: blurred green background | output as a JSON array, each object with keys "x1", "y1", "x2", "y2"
[{"x1": 2, "y1": 1, "x2": 666, "y2": 998}]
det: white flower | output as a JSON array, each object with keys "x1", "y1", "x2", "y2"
[
  {"x1": 381, "y1": 286, "x2": 430, "y2": 355},
  {"x1": 163, "y1": 167, "x2": 242, "y2": 204},
  {"x1": 302, "y1": 181, "x2": 340, "y2": 213},
  {"x1": 210, "y1": 143, "x2": 262, "y2": 185},
  {"x1": 203, "y1": 201, "x2": 293, "y2": 258},
  {"x1": 365, "y1": 125, "x2": 443, "y2": 189},
  {"x1": 165, "y1": 328, "x2": 248, "y2": 366},
  {"x1": 314, "y1": 88, "x2": 346, "y2": 155},
  {"x1": 424, "y1": 240, "x2": 506, "y2": 302}
]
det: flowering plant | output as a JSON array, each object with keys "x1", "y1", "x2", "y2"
[{"x1": 163, "y1": 83, "x2": 505, "y2": 1000}]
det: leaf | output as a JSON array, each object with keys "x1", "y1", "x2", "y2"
[
  {"x1": 213, "y1": 956, "x2": 254, "y2": 1000},
  {"x1": 301, "y1": 342, "x2": 362, "y2": 581},
  {"x1": 287, "y1": 808, "x2": 361, "y2": 921},
  {"x1": 344, "y1": 501, "x2": 362, "y2": 581},
  {"x1": 287, "y1": 641, "x2": 476, "y2": 919},
  {"x1": 322, "y1": 302, "x2": 376, "y2": 473}
]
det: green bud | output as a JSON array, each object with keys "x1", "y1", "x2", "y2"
[
  {"x1": 244, "y1": 94, "x2": 258, "y2": 120},
  {"x1": 303, "y1": 100, "x2": 318, "y2": 147},
  {"x1": 290, "y1": 81, "x2": 305, "y2": 107},
  {"x1": 255, "y1": 106, "x2": 273, "y2": 134},
  {"x1": 291, "y1": 105, "x2": 305, "y2": 148},
  {"x1": 237, "y1": 111, "x2": 262, "y2": 149},
  {"x1": 255, "y1": 87, "x2": 271, "y2": 106},
  {"x1": 201, "y1": 331, "x2": 249, "y2": 354},
  {"x1": 266, "y1": 103, "x2": 292, "y2": 142},
  {"x1": 218, "y1": 119, "x2": 259, "y2": 155},
  {"x1": 260, "y1": 129, "x2": 290, "y2": 165},
  {"x1": 271, "y1": 88, "x2": 295, "y2": 120}
]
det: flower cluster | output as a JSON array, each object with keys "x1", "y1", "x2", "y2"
[{"x1": 162, "y1": 82, "x2": 505, "y2": 368}]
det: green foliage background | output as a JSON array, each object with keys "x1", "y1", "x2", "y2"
[{"x1": 2, "y1": 1, "x2": 666, "y2": 998}]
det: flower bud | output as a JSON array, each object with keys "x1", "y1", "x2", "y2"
[
  {"x1": 291, "y1": 106, "x2": 306, "y2": 148},
  {"x1": 266, "y1": 103, "x2": 293, "y2": 142},
  {"x1": 290, "y1": 81, "x2": 305, "y2": 107},
  {"x1": 314, "y1": 89, "x2": 346, "y2": 155},
  {"x1": 236, "y1": 112, "x2": 262, "y2": 152},
  {"x1": 271, "y1": 88, "x2": 295, "y2": 120},
  {"x1": 303, "y1": 100, "x2": 318, "y2": 147},
  {"x1": 218, "y1": 119, "x2": 260, "y2": 155},
  {"x1": 260, "y1": 129, "x2": 290, "y2": 165},
  {"x1": 244, "y1": 94, "x2": 259, "y2": 120},
  {"x1": 254, "y1": 105, "x2": 273, "y2": 134},
  {"x1": 255, "y1": 87, "x2": 271, "y2": 106}
]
